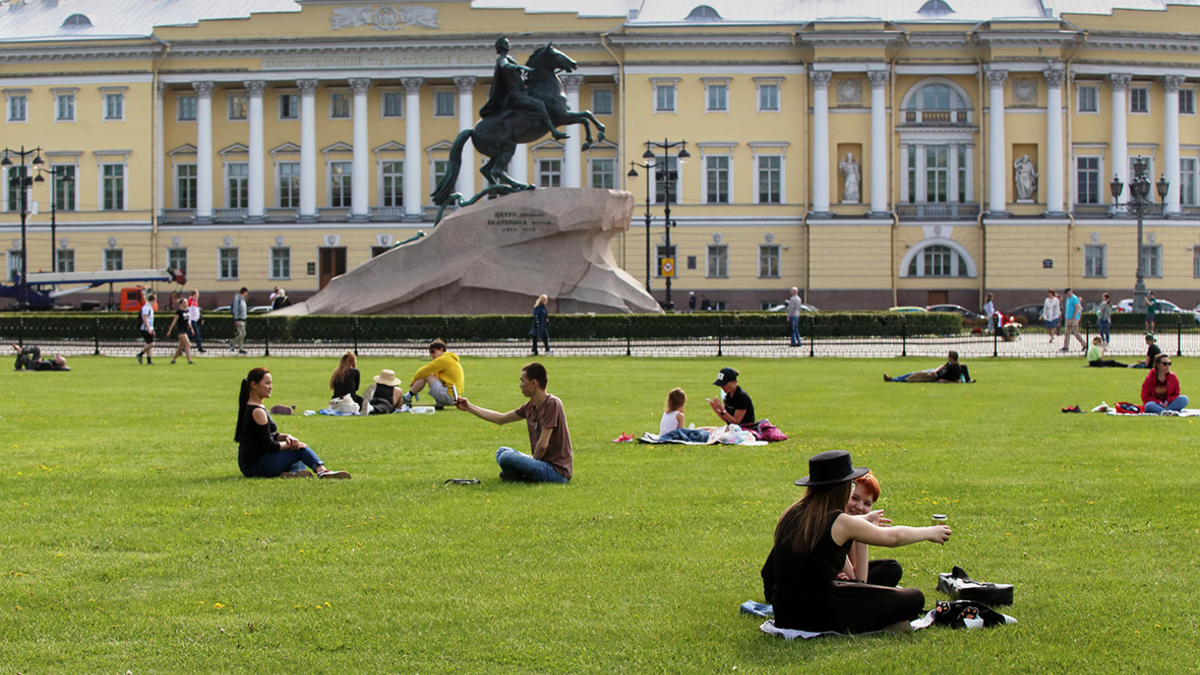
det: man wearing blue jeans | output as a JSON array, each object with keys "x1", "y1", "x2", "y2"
[
  {"x1": 455, "y1": 362, "x2": 572, "y2": 483},
  {"x1": 786, "y1": 286, "x2": 804, "y2": 347}
]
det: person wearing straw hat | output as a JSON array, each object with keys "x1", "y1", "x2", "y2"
[
  {"x1": 761, "y1": 450, "x2": 951, "y2": 634},
  {"x1": 361, "y1": 368, "x2": 405, "y2": 415}
]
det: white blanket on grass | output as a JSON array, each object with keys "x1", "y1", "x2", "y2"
[
  {"x1": 638, "y1": 429, "x2": 768, "y2": 446},
  {"x1": 1105, "y1": 408, "x2": 1200, "y2": 417}
]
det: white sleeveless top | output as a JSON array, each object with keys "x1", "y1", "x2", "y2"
[{"x1": 660, "y1": 410, "x2": 682, "y2": 435}]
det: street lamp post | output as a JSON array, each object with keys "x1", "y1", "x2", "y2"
[
  {"x1": 1110, "y1": 157, "x2": 1169, "y2": 312},
  {"x1": 626, "y1": 158, "x2": 656, "y2": 294},
  {"x1": 2, "y1": 146, "x2": 45, "y2": 309},
  {"x1": 37, "y1": 166, "x2": 73, "y2": 271},
  {"x1": 642, "y1": 139, "x2": 689, "y2": 310}
]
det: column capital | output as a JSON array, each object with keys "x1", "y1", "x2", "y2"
[
  {"x1": 403, "y1": 77, "x2": 424, "y2": 94},
  {"x1": 157, "y1": 82, "x2": 167, "y2": 98},
  {"x1": 297, "y1": 79, "x2": 319, "y2": 95},
  {"x1": 562, "y1": 74, "x2": 584, "y2": 93},
  {"x1": 245, "y1": 80, "x2": 267, "y2": 97},
  {"x1": 192, "y1": 81, "x2": 215, "y2": 99},
  {"x1": 1043, "y1": 69, "x2": 1066, "y2": 88},
  {"x1": 453, "y1": 76, "x2": 477, "y2": 93},
  {"x1": 810, "y1": 70, "x2": 833, "y2": 89},
  {"x1": 867, "y1": 70, "x2": 889, "y2": 89},
  {"x1": 349, "y1": 78, "x2": 371, "y2": 96},
  {"x1": 985, "y1": 69, "x2": 1008, "y2": 88},
  {"x1": 1107, "y1": 73, "x2": 1132, "y2": 91},
  {"x1": 1161, "y1": 75, "x2": 1186, "y2": 93}
]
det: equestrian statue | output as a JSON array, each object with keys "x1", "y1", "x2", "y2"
[{"x1": 431, "y1": 37, "x2": 606, "y2": 222}]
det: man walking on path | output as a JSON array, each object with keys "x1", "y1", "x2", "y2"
[
  {"x1": 1061, "y1": 288, "x2": 1086, "y2": 352},
  {"x1": 786, "y1": 287, "x2": 804, "y2": 347},
  {"x1": 231, "y1": 287, "x2": 248, "y2": 355},
  {"x1": 187, "y1": 289, "x2": 205, "y2": 353},
  {"x1": 137, "y1": 293, "x2": 156, "y2": 365}
]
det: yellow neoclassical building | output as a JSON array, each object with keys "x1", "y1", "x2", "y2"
[{"x1": 4, "y1": 0, "x2": 1200, "y2": 312}]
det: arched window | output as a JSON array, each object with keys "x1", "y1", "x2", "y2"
[
  {"x1": 686, "y1": 5, "x2": 722, "y2": 21},
  {"x1": 62, "y1": 14, "x2": 93, "y2": 27},
  {"x1": 918, "y1": 0, "x2": 954, "y2": 16},
  {"x1": 906, "y1": 244, "x2": 971, "y2": 277},
  {"x1": 906, "y1": 83, "x2": 967, "y2": 111}
]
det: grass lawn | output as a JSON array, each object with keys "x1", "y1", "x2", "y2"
[{"x1": 1, "y1": 354, "x2": 1197, "y2": 674}]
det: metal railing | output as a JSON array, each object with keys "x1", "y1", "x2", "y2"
[
  {"x1": 902, "y1": 109, "x2": 972, "y2": 126},
  {"x1": 896, "y1": 203, "x2": 980, "y2": 219}
]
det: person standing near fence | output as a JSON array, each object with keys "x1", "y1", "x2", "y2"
[
  {"x1": 1146, "y1": 292, "x2": 1158, "y2": 335},
  {"x1": 1041, "y1": 289, "x2": 1061, "y2": 343},
  {"x1": 231, "y1": 287, "x2": 248, "y2": 355},
  {"x1": 1060, "y1": 288, "x2": 1085, "y2": 353},
  {"x1": 983, "y1": 293, "x2": 996, "y2": 333},
  {"x1": 531, "y1": 294, "x2": 551, "y2": 355},
  {"x1": 786, "y1": 287, "x2": 804, "y2": 348},
  {"x1": 137, "y1": 292, "x2": 156, "y2": 365},
  {"x1": 1098, "y1": 293, "x2": 1113, "y2": 346},
  {"x1": 187, "y1": 289, "x2": 205, "y2": 353}
]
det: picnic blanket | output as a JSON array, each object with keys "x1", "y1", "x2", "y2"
[
  {"x1": 638, "y1": 424, "x2": 768, "y2": 446},
  {"x1": 310, "y1": 405, "x2": 437, "y2": 416},
  {"x1": 1105, "y1": 408, "x2": 1200, "y2": 417}
]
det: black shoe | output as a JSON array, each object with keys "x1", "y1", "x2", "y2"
[{"x1": 137, "y1": 353, "x2": 143, "y2": 365}]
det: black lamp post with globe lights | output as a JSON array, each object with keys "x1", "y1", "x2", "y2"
[
  {"x1": 35, "y1": 165, "x2": 73, "y2": 271},
  {"x1": 2, "y1": 146, "x2": 46, "y2": 309},
  {"x1": 627, "y1": 157, "x2": 656, "y2": 294},
  {"x1": 631, "y1": 139, "x2": 689, "y2": 310},
  {"x1": 1110, "y1": 157, "x2": 1169, "y2": 312}
]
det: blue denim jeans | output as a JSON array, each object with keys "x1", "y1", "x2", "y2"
[
  {"x1": 496, "y1": 447, "x2": 569, "y2": 483},
  {"x1": 788, "y1": 316, "x2": 802, "y2": 347},
  {"x1": 1144, "y1": 396, "x2": 1189, "y2": 414},
  {"x1": 1098, "y1": 320, "x2": 1111, "y2": 344},
  {"x1": 243, "y1": 448, "x2": 323, "y2": 477}
]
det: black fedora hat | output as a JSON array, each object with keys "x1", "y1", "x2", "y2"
[{"x1": 794, "y1": 450, "x2": 870, "y2": 487}]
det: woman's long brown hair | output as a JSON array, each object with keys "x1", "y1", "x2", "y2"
[
  {"x1": 329, "y1": 351, "x2": 357, "y2": 389},
  {"x1": 774, "y1": 481, "x2": 854, "y2": 554},
  {"x1": 235, "y1": 367, "x2": 270, "y2": 442}
]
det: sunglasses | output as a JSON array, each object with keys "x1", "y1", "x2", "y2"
[{"x1": 1160, "y1": 361, "x2": 1172, "y2": 366}]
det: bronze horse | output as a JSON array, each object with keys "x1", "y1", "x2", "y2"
[{"x1": 432, "y1": 44, "x2": 606, "y2": 221}]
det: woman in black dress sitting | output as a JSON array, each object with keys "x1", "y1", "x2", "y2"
[
  {"x1": 237, "y1": 367, "x2": 351, "y2": 479},
  {"x1": 761, "y1": 450, "x2": 949, "y2": 633},
  {"x1": 329, "y1": 351, "x2": 362, "y2": 406}
]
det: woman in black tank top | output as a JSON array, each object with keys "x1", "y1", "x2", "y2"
[{"x1": 236, "y1": 367, "x2": 351, "y2": 479}]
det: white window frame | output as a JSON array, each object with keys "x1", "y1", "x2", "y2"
[
  {"x1": 655, "y1": 244, "x2": 677, "y2": 279},
  {"x1": 1180, "y1": 87, "x2": 1196, "y2": 116},
  {"x1": 227, "y1": 91, "x2": 248, "y2": 121},
  {"x1": 104, "y1": 248, "x2": 124, "y2": 272},
  {"x1": 433, "y1": 90, "x2": 456, "y2": 118},
  {"x1": 55, "y1": 248, "x2": 75, "y2": 274},
  {"x1": 702, "y1": 152, "x2": 732, "y2": 204},
  {"x1": 1084, "y1": 244, "x2": 1106, "y2": 278},
  {"x1": 537, "y1": 158, "x2": 562, "y2": 188},
  {"x1": 379, "y1": 158, "x2": 404, "y2": 207},
  {"x1": 1181, "y1": 157, "x2": 1198, "y2": 206},
  {"x1": 98, "y1": 157, "x2": 128, "y2": 211},
  {"x1": 5, "y1": 89, "x2": 29, "y2": 123},
  {"x1": 1076, "y1": 84, "x2": 1100, "y2": 114},
  {"x1": 276, "y1": 160, "x2": 300, "y2": 208},
  {"x1": 225, "y1": 161, "x2": 250, "y2": 209},
  {"x1": 218, "y1": 247, "x2": 239, "y2": 280},
  {"x1": 752, "y1": 149, "x2": 786, "y2": 205},
  {"x1": 1129, "y1": 85, "x2": 1151, "y2": 115},
  {"x1": 381, "y1": 90, "x2": 404, "y2": 119},
  {"x1": 329, "y1": 90, "x2": 351, "y2": 120},
  {"x1": 328, "y1": 160, "x2": 353, "y2": 207},
  {"x1": 755, "y1": 78, "x2": 782, "y2": 113},
  {"x1": 1142, "y1": 243, "x2": 1163, "y2": 278},
  {"x1": 758, "y1": 244, "x2": 781, "y2": 279},
  {"x1": 270, "y1": 246, "x2": 291, "y2": 280},
  {"x1": 52, "y1": 89, "x2": 77, "y2": 122},
  {"x1": 6, "y1": 250, "x2": 19, "y2": 282},
  {"x1": 100, "y1": 87, "x2": 126, "y2": 122},
  {"x1": 706, "y1": 244, "x2": 729, "y2": 279},
  {"x1": 591, "y1": 88, "x2": 614, "y2": 116},
  {"x1": 589, "y1": 157, "x2": 616, "y2": 190},
  {"x1": 49, "y1": 162, "x2": 78, "y2": 212},
  {"x1": 167, "y1": 247, "x2": 187, "y2": 273},
  {"x1": 651, "y1": 155, "x2": 681, "y2": 205},
  {"x1": 1072, "y1": 150, "x2": 1105, "y2": 206},
  {"x1": 652, "y1": 78, "x2": 679, "y2": 114},
  {"x1": 177, "y1": 94, "x2": 197, "y2": 122},
  {"x1": 175, "y1": 162, "x2": 198, "y2": 210},
  {"x1": 1194, "y1": 247, "x2": 1200, "y2": 278},
  {"x1": 703, "y1": 78, "x2": 730, "y2": 114},
  {"x1": 278, "y1": 92, "x2": 299, "y2": 121}
]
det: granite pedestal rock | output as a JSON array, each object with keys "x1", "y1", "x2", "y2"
[{"x1": 277, "y1": 188, "x2": 662, "y2": 315}]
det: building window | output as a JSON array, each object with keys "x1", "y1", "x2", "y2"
[
  {"x1": 706, "y1": 244, "x2": 728, "y2": 278},
  {"x1": 1077, "y1": 156, "x2": 1100, "y2": 204},
  {"x1": 104, "y1": 249, "x2": 124, "y2": 271},
  {"x1": 104, "y1": 92, "x2": 124, "y2": 121},
  {"x1": 1142, "y1": 244, "x2": 1162, "y2": 278},
  {"x1": 907, "y1": 244, "x2": 969, "y2": 277},
  {"x1": 56, "y1": 93, "x2": 75, "y2": 121},
  {"x1": 1078, "y1": 85, "x2": 1098, "y2": 113},
  {"x1": 758, "y1": 82, "x2": 780, "y2": 112},
  {"x1": 7, "y1": 94, "x2": 27, "y2": 122},
  {"x1": 55, "y1": 248, "x2": 74, "y2": 273},
  {"x1": 6, "y1": 250, "x2": 18, "y2": 282},
  {"x1": 434, "y1": 91, "x2": 455, "y2": 117},
  {"x1": 654, "y1": 156, "x2": 679, "y2": 204},
  {"x1": 433, "y1": 159, "x2": 450, "y2": 188},
  {"x1": 687, "y1": 255, "x2": 697, "y2": 270},
  {"x1": 227, "y1": 163, "x2": 249, "y2": 208},
  {"x1": 278, "y1": 162, "x2": 300, "y2": 208},
  {"x1": 271, "y1": 247, "x2": 291, "y2": 280},
  {"x1": 279, "y1": 93, "x2": 299, "y2": 120},
  {"x1": 655, "y1": 83, "x2": 676, "y2": 113},
  {"x1": 1182, "y1": 158, "x2": 1197, "y2": 206},
  {"x1": 1130, "y1": 87, "x2": 1149, "y2": 114},
  {"x1": 175, "y1": 164, "x2": 196, "y2": 209},
  {"x1": 382, "y1": 160, "x2": 403, "y2": 207},
  {"x1": 590, "y1": 158, "x2": 615, "y2": 189},
  {"x1": 228, "y1": 93, "x2": 248, "y2": 120},
  {"x1": 53, "y1": 166, "x2": 76, "y2": 211},
  {"x1": 757, "y1": 155, "x2": 782, "y2": 204},
  {"x1": 178, "y1": 95, "x2": 196, "y2": 121},
  {"x1": 382, "y1": 92, "x2": 403, "y2": 118},
  {"x1": 592, "y1": 89, "x2": 613, "y2": 115},
  {"x1": 759, "y1": 244, "x2": 781, "y2": 278},
  {"x1": 706, "y1": 82, "x2": 728, "y2": 112},
  {"x1": 926, "y1": 146, "x2": 949, "y2": 203},
  {"x1": 1181, "y1": 89, "x2": 1196, "y2": 115},
  {"x1": 330, "y1": 92, "x2": 350, "y2": 119},
  {"x1": 6, "y1": 166, "x2": 26, "y2": 212},
  {"x1": 1195, "y1": 248, "x2": 1200, "y2": 278},
  {"x1": 656, "y1": 245, "x2": 676, "y2": 278},
  {"x1": 167, "y1": 247, "x2": 187, "y2": 272},
  {"x1": 218, "y1": 247, "x2": 239, "y2": 280},
  {"x1": 1084, "y1": 244, "x2": 1106, "y2": 278},
  {"x1": 102, "y1": 163, "x2": 125, "y2": 210},
  {"x1": 705, "y1": 156, "x2": 729, "y2": 204},
  {"x1": 330, "y1": 161, "x2": 352, "y2": 207},
  {"x1": 538, "y1": 159, "x2": 562, "y2": 188}
]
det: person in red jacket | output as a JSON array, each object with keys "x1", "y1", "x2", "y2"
[{"x1": 1141, "y1": 354, "x2": 1189, "y2": 414}]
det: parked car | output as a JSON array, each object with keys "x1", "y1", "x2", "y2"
[
  {"x1": 766, "y1": 303, "x2": 820, "y2": 312},
  {"x1": 925, "y1": 304, "x2": 982, "y2": 320},
  {"x1": 212, "y1": 304, "x2": 274, "y2": 314},
  {"x1": 888, "y1": 306, "x2": 927, "y2": 313},
  {"x1": 1115, "y1": 298, "x2": 1200, "y2": 323},
  {"x1": 1005, "y1": 304, "x2": 1045, "y2": 325}
]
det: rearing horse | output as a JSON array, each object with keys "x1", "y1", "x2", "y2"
[{"x1": 431, "y1": 44, "x2": 607, "y2": 220}]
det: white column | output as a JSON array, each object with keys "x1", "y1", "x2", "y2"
[
  {"x1": 948, "y1": 143, "x2": 960, "y2": 204},
  {"x1": 512, "y1": 143, "x2": 529, "y2": 185},
  {"x1": 811, "y1": 70, "x2": 833, "y2": 214},
  {"x1": 402, "y1": 77, "x2": 423, "y2": 219},
  {"x1": 899, "y1": 144, "x2": 910, "y2": 204},
  {"x1": 155, "y1": 82, "x2": 165, "y2": 216},
  {"x1": 298, "y1": 79, "x2": 318, "y2": 220},
  {"x1": 454, "y1": 76, "x2": 476, "y2": 197},
  {"x1": 349, "y1": 78, "x2": 371, "y2": 220},
  {"x1": 867, "y1": 70, "x2": 889, "y2": 214},
  {"x1": 915, "y1": 143, "x2": 927, "y2": 203},
  {"x1": 193, "y1": 81, "x2": 214, "y2": 221},
  {"x1": 1163, "y1": 75, "x2": 1184, "y2": 215},
  {"x1": 562, "y1": 74, "x2": 584, "y2": 188},
  {"x1": 1109, "y1": 73, "x2": 1131, "y2": 206},
  {"x1": 1044, "y1": 69, "x2": 1066, "y2": 214},
  {"x1": 986, "y1": 69, "x2": 1008, "y2": 214},
  {"x1": 964, "y1": 144, "x2": 975, "y2": 204},
  {"x1": 246, "y1": 80, "x2": 266, "y2": 221}
]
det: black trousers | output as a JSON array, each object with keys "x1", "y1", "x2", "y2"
[
  {"x1": 867, "y1": 559, "x2": 903, "y2": 587},
  {"x1": 775, "y1": 581, "x2": 924, "y2": 633},
  {"x1": 1089, "y1": 359, "x2": 1126, "y2": 368},
  {"x1": 14, "y1": 346, "x2": 39, "y2": 370}
]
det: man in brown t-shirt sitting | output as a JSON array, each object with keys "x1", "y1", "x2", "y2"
[{"x1": 454, "y1": 362, "x2": 572, "y2": 483}]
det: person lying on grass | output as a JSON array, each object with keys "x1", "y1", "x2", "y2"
[
  {"x1": 454, "y1": 361, "x2": 572, "y2": 483},
  {"x1": 1086, "y1": 336, "x2": 1128, "y2": 368},
  {"x1": 236, "y1": 367, "x2": 351, "y2": 479},
  {"x1": 761, "y1": 450, "x2": 950, "y2": 634},
  {"x1": 12, "y1": 344, "x2": 70, "y2": 371},
  {"x1": 1140, "y1": 354, "x2": 1189, "y2": 415},
  {"x1": 837, "y1": 472, "x2": 903, "y2": 588},
  {"x1": 884, "y1": 350, "x2": 974, "y2": 383}
]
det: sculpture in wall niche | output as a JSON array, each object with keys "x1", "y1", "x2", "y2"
[
  {"x1": 1013, "y1": 154, "x2": 1037, "y2": 202},
  {"x1": 839, "y1": 153, "x2": 860, "y2": 204}
]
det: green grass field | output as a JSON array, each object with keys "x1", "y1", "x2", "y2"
[{"x1": 2, "y1": 354, "x2": 1197, "y2": 673}]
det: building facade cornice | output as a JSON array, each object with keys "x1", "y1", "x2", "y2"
[
  {"x1": 0, "y1": 44, "x2": 160, "y2": 63},
  {"x1": 796, "y1": 32, "x2": 904, "y2": 50},
  {"x1": 609, "y1": 34, "x2": 795, "y2": 50}
]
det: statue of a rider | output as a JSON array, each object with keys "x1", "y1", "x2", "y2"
[{"x1": 480, "y1": 36, "x2": 569, "y2": 141}]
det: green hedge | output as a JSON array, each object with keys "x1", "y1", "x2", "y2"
[
  {"x1": 0, "y1": 311, "x2": 965, "y2": 342},
  {"x1": 1081, "y1": 312, "x2": 1198, "y2": 330}
]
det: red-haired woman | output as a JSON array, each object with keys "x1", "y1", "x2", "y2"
[
  {"x1": 236, "y1": 367, "x2": 351, "y2": 479},
  {"x1": 761, "y1": 451, "x2": 949, "y2": 633},
  {"x1": 840, "y1": 472, "x2": 903, "y2": 588}
]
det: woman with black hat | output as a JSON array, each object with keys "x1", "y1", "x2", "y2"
[{"x1": 761, "y1": 450, "x2": 950, "y2": 634}]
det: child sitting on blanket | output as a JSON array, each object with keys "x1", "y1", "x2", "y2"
[{"x1": 660, "y1": 388, "x2": 687, "y2": 435}]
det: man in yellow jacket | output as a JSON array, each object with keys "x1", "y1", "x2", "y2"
[{"x1": 403, "y1": 338, "x2": 464, "y2": 408}]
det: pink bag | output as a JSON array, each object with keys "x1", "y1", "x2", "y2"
[{"x1": 746, "y1": 419, "x2": 789, "y2": 442}]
